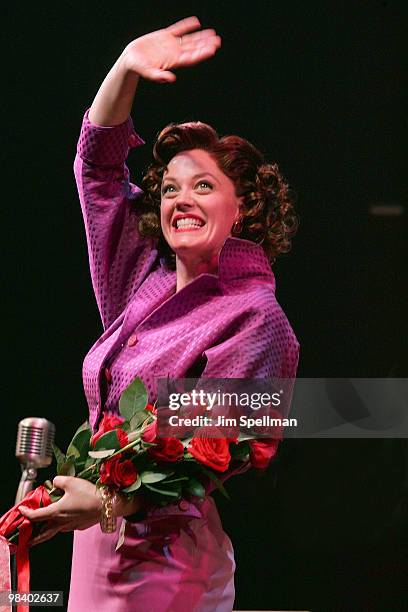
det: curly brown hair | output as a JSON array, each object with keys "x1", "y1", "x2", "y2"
[{"x1": 135, "y1": 121, "x2": 299, "y2": 270}]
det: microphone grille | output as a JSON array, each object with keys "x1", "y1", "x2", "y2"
[{"x1": 16, "y1": 417, "x2": 56, "y2": 468}]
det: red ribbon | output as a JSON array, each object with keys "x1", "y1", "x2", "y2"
[
  {"x1": 0, "y1": 535, "x2": 14, "y2": 612},
  {"x1": 0, "y1": 486, "x2": 51, "y2": 612}
]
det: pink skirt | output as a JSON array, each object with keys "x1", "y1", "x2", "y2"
[{"x1": 67, "y1": 496, "x2": 235, "y2": 612}]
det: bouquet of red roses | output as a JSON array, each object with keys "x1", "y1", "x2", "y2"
[
  {"x1": 0, "y1": 376, "x2": 282, "y2": 607},
  {"x1": 1, "y1": 376, "x2": 281, "y2": 545},
  {"x1": 49, "y1": 377, "x2": 259, "y2": 506}
]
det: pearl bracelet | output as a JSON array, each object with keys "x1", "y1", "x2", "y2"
[{"x1": 99, "y1": 485, "x2": 117, "y2": 533}]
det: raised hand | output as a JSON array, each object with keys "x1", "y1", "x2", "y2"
[{"x1": 121, "y1": 16, "x2": 221, "y2": 83}]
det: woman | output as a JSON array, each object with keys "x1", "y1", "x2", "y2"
[{"x1": 20, "y1": 16, "x2": 299, "y2": 611}]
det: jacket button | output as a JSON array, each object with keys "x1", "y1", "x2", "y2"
[
  {"x1": 127, "y1": 334, "x2": 138, "y2": 347},
  {"x1": 178, "y1": 500, "x2": 189, "y2": 512},
  {"x1": 104, "y1": 367, "x2": 112, "y2": 383}
]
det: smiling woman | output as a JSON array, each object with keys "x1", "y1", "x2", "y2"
[{"x1": 21, "y1": 15, "x2": 300, "y2": 612}]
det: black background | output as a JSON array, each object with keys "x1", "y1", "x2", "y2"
[{"x1": 3, "y1": 1, "x2": 407, "y2": 611}]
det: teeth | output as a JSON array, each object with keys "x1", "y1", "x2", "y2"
[{"x1": 175, "y1": 218, "x2": 204, "y2": 229}]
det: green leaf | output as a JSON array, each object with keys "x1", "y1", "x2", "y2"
[
  {"x1": 119, "y1": 377, "x2": 148, "y2": 422},
  {"x1": 67, "y1": 428, "x2": 92, "y2": 460},
  {"x1": 8, "y1": 531, "x2": 19, "y2": 544},
  {"x1": 144, "y1": 483, "x2": 180, "y2": 497},
  {"x1": 141, "y1": 471, "x2": 173, "y2": 484},
  {"x1": 122, "y1": 476, "x2": 142, "y2": 493},
  {"x1": 230, "y1": 441, "x2": 250, "y2": 461},
  {"x1": 84, "y1": 455, "x2": 95, "y2": 469},
  {"x1": 88, "y1": 449, "x2": 116, "y2": 459},
  {"x1": 237, "y1": 432, "x2": 257, "y2": 442},
  {"x1": 76, "y1": 458, "x2": 96, "y2": 479},
  {"x1": 162, "y1": 476, "x2": 189, "y2": 484},
  {"x1": 59, "y1": 459, "x2": 76, "y2": 477},
  {"x1": 77, "y1": 455, "x2": 95, "y2": 474},
  {"x1": 52, "y1": 442, "x2": 66, "y2": 473},
  {"x1": 120, "y1": 420, "x2": 131, "y2": 433},
  {"x1": 185, "y1": 477, "x2": 206, "y2": 498},
  {"x1": 140, "y1": 441, "x2": 157, "y2": 448},
  {"x1": 200, "y1": 466, "x2": 230, "y2": 500},
  {"x1": 94, "y1": 430, "x2": 121, "y2": 451},
  {"x1": 49, "y1": 491, "x2": 63, "y2": 503},
  {"x1": 68, "y1": 420, "x2": 91, "y2": 443},
  {"x1": 181, "y1": 436, "x2": 193, "y2": 449},
  {"x1": 129, "y1": 411, "x2": 148, "y2": 431}
]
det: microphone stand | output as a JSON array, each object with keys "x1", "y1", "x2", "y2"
[
  {"x1": 15, "y1": 465, "x2": 38, "y2": 505},
  {"x1": 12, "y1": 465, "x2": 38, "y2": 611}
]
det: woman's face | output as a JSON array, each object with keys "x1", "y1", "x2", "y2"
[{"x1": 160, "y1": 149, "x2": 242, "y2": 263}]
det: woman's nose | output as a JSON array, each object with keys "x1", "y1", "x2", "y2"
[{"x1": 174, "y1": 190, "x2": 195, "y2": 208}]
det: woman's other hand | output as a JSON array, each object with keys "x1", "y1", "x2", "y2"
[
  {"x1": 19, "y1": 476, "x2": 141, "y2": 547},
  {"x1": 88, "y1": 16, "x2": 220, "y2": 126},
  {"x1": 121, "y1": 16, "x2": 221, "y2": 83}
]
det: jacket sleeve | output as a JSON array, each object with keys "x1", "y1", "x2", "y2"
[
  {"x1": 74, "y1": 109, "x2": 158, "y2": 330},
  {"x1": 196, "y1": 299, "x2": 300, "y2": 493}
]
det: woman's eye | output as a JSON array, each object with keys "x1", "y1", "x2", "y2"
[
  {"x1": 196, "y1": 180, "x2": 212, "y2": 190},
  {"x1": 161, "y1": 181, "x2": 212, "y2": 194}
]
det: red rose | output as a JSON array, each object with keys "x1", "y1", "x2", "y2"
[
  {"x1": 249, "y1": 438, "x2": 280, "y2": 469},
  {"x1": 148, "y1": 437, "x2": 184, "y2": 462},
  {"x1": 99, "y1": 456, "x2": 138, "y2": 489},
  {"x1": 189, "y1": 437, "x2": 231, "y2": 472},
  {"x1": 91, "y1": 412, "x2": 125, "y2": 447},
  {"x1": 145, "y1": 403, "x2": 157, "y2": 415},
  {"x1": 141, "y1": 421, "x2": 158, "y2": 444},
  {"x1": 115, "y1": 428, "x2": 129, "y2": 448}
]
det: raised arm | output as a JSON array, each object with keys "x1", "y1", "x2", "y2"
[{"x1": 75, "y1": 17, "x2": 221, "y2": 329}]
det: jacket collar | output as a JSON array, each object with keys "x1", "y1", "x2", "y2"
[
  {"x1": 159, "y1": 236, "x2": 275, "y2": 290},
  {"x1": 110, "y1": 236, "x2": 275, "y2": 364}
]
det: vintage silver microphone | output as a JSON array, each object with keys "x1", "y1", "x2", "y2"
[
  {"x1": 15, "y1": 417, "x2": 55, "y2": 504},
  {"x1": 10, "y1": 418, "x2": 56, "y2": 609}
]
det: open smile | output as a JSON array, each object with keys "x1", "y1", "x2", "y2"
[{"x1": 171, "y1": 216, "x2": 206, "y2": 232}]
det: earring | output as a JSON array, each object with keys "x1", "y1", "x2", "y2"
[{"x1": 232, "y1": 217, "x2": 243, "y2": 235}]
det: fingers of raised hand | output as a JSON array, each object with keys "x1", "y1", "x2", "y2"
[
  {"x1": 179, "y1": 41, "x2": 221, "y2": 67},
  {"x1": 180, "y1": 28, "x2": 218, "y2": 45},
  {"x1": 173, "y1": 31, "x2": 221, "y2": 70},
  {"x1": 166, "y1": 16, "x2": 201, "y2": 37},
  {"x1": 166, "y1": 17, "x2": 222, "y2": 58}
]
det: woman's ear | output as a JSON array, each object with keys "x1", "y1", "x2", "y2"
[
  {"x1": 235, "y1": 197, "x2": 244, "y2": 221},
  {"x1": 231, "y1": 212, "x2": 243, "y2": 236}
]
